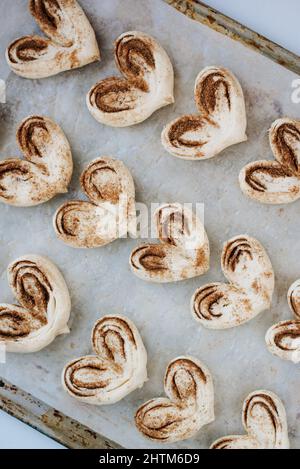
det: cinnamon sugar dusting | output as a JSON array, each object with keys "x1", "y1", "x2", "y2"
[
  {"x1": 211, "y1": 391, "x2": 288, "y2": 449},
  {"x1": 81, "y1": 163, "x2": 121, "y2": 203},
  {"x1": 18, "y1": 116, "x2": 49, "y2": 158},
  {"x1": 131, "y1": 204, "x2": 209, "y2": 282},
  {"x1": 168, "y1": 116, "x2": 207, "y2": 149},
  {"x1": 193, "y1": 285, "x2": 224, "y2": 321},
  {"x1": 195, "y1": 248, "x2": 207, "y2": 268},
  {"x1": 0, "y1": 163, "x2": 30, "y2": 199},
  {"x1": 0, "y1": 261, "x2": 52, "y2": 341},
  {"x1": 211, "y1": 438, "x2": 234, "y2": 449},
  {"x1": 273, "y1": 123, "x2": 300, "y2": 173},
  {"x1": 223, "y1": 238, "x2": 253, "y2": 272},
  {"x1": 7, "y1": 0, "x2": 100, "y2": 78},
  {"x1": 193, "y1": 235, "x2": 274, "y2": 329},
  {"x1": 90, "y1": 36, "x2": 156, "y2": 114},
  {"x1": 115, "y1": 36, "x2": 155, "y2": 92},
  {"x1": 93, "y1": 317, "x2": 137, "y2": 350},
  {"x1": 138, "y1": 246, "x2": 167, "y2": 272},
  {"x1": 63, "y1": 315, "x2": 146, "y2": 403},
  {"x1": 91, "y1": 78, "x2": 134, "y2": 113},
  {"x1": 0, "y1": 309, "x2": 31, "y2": 339},
  {"x1": 245, "y1": 164, "x2": 289, "y2": 192},
  {"x1": 11, "y1": 261, "x2": 52, "y2": 309},
  {"x1": 244, "y1": 394, "x2": 279, "y2": 432},
  {"x1": 290, "y1": 288, "x2": 300, "y2": 318},
  {"x1": 8, "y1": 37, "x2": 49, "y2": 63},
  {"x1": 167, "y1": 358, "x2": 207, "y2": 384},
  {"x1": 54, "y1": 157, "x2": 135, "y2": 248},
  {"x1": 135, "y1": 357, "x2": 213, "y2": 443},
  {"x1": 273, "y1": 322, "x2": 300, "y2": 351},
  {"x1": 240, "y1": 118, "x2": 300, "y2": 203},
  {"x1": 30, "y1": 0, "x2": 61, "y2": 30}
]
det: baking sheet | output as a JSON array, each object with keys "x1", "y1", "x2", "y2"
[{"x1": 0, "y1": 0, "x2": 300, "y2": 449}]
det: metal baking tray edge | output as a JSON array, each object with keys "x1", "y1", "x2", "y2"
[
  {"x1": 164, "y1": 0, "x2": 300, "y2": 75},
  {"x1": 1, "y1": 0, "x2": 299, "y2": 451}
]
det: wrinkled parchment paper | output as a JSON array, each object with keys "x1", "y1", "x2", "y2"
[{"x1": 0, "y1": 0, "x2": 299, "y2": 449}]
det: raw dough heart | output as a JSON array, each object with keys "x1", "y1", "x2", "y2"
[{"x1": 266, "y1": 279, "x2": 300, "y2": 363}]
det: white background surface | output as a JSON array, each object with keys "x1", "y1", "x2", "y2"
[{"x1": 0, "y1": 0, "x2": 299, "y2": 450}]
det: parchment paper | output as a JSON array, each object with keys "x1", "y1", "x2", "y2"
[{"x1": 0, "y1": 0, "x2": 299, "y2": 449}]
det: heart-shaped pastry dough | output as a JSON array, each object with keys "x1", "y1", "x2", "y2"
[
  {"x1": 265, "y1": 279, "x2": 300, "y2": 363},
  {"x1": 0, "y1": 255, "x2": 71, "y2": 353},
  {"x1": 135, "y1": 356, "x2": 214, "y2": 443},
  {"x1": 54, "y1": 157, "x2": 136, "y2": 248},
  {"x1": 62, "y1": 315, "x2": 147, "y2": 405},
  {"x1": 211, "y1": 390, "x2": 290, "y2": 449},
  {"x1": 130, "y1": 203, "x2": 209, "y2": 283},
  {"x1": 239, "y1": 118, "x2": 300, "y2": 204},
  {"x1": 161, "y1": 66, "x2": 247, "y2": 160},
  {"x1": 0, "y1": 115, "x2": 73, "y2": 207},
  {"x1": 191, "y1": 235, "x2": 274, "y2": 329},
  {"x1": 6, "y1": 0, "x2": 100, "y2": 79},
  {"x1": 87, "y1": 31, "x2": 174, "y2": 127}
]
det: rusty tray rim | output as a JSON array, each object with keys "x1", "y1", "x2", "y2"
[{"x1": 1, "y1": 0, "x2": 299, "y2": 451}]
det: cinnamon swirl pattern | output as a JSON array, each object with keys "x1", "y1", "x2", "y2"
[
  {"x1": 135, "y1": 357, "x2": 214, "y2": 443},
  {"x1": 161, "y1": 66, "x2": 247, "y2": 160},
  {"x1": 211, "y1": 390, "x2": 290, "y2": 449},
  {"x1": 6, "y1": 0, "x2": 100, "y2": 79},
  {"x1": 62, "y1": 315, "x2": 147, "y2": 405},
  {"x1": 130, "y1": 203, "x2": 209, "y2": 283},
  {"x1": 265, "y1": 279, "x2": 300, "y2": 363},
  {"x1": 87, "y1": 31, "x2": 174, "y2": 127},
  {"x1": 0, "y1": 255, "x2": 71, "y2": 353},
  {"x1": 0, "y1": 116, "x2": 73, "y2": 207},
  {"x1": 192, "y1": 235, "x2": 274, "y2": 329},
  {"x1": 239, "y1": 118, "x2": 300, "y2": 204},
  {"x1": 54, "y1": 157, "x2": 136, "y2": 248}
]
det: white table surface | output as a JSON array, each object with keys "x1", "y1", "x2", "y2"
[{"x1": 0, "y1": 0, "x2": 299, "y2": 450}]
